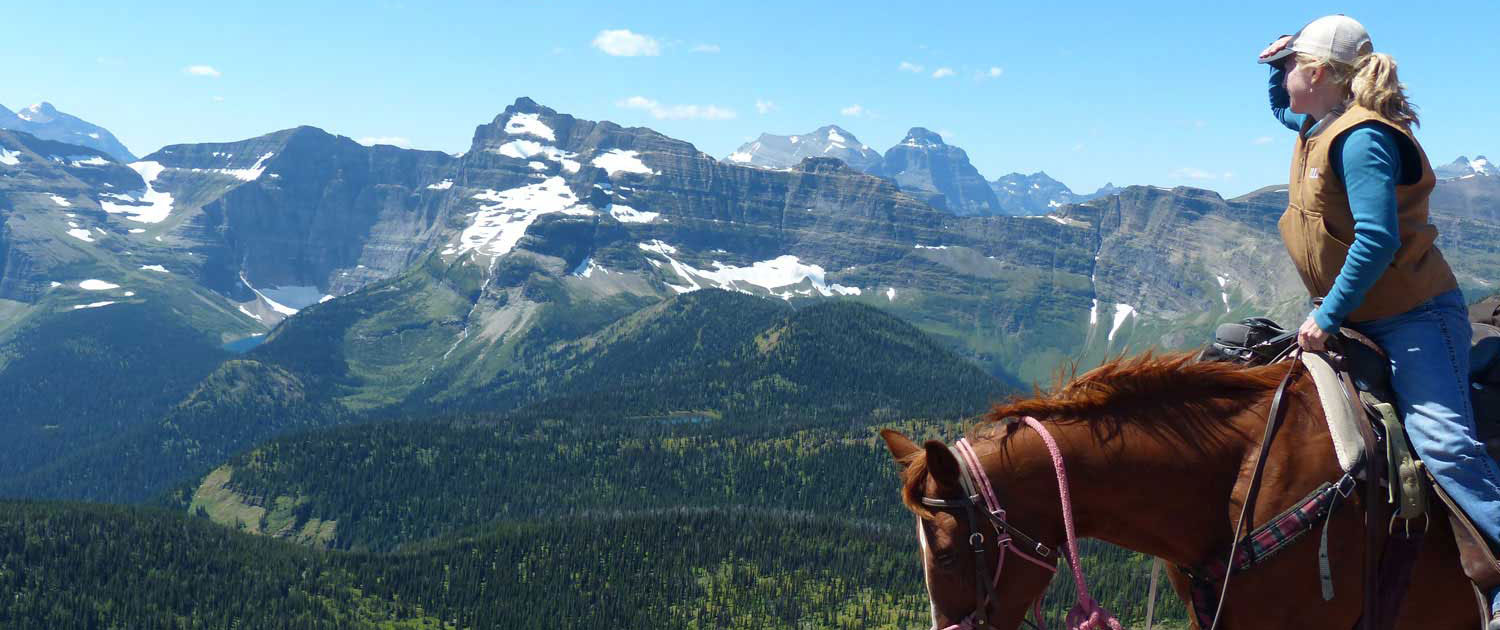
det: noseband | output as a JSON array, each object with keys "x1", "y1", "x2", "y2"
[{"x1": 917, "y1": 416, "x2": 1123, "y2": 630}]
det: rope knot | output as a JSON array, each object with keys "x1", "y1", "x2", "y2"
[{"x1": 1065, "y1": 597, "x2": 1124, "y2": 630}]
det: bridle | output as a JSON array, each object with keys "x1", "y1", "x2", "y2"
[{"x1": 916, "y1": 416, "x2": 1123, "y2": 630}]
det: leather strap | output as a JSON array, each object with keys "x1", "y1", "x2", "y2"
[
  {"x1": 1207, "y1": 358, "x2": 1303, "y2": 630},
  {"x1": 1337, "y1": 363, "x2": 1386, "y2": 630}
]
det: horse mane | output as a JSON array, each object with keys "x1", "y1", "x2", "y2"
[
  {"x1": 984, "y1": 351, "x2": 1296, "y2": 446},
  {"x1": 898, "y1": 352, "x2": 1298, "y2": 518}
]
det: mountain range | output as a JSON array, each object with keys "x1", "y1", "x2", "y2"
[
  {"x1": 728, "y1": 124, "x2": 1129, "y2": 216},
  {"x1": 4, "y1": 97, "x2": 1499, "y2": 502}
]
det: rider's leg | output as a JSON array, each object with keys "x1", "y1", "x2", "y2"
[{"x1": 1348, "y1": 288, "x2": 1500, "y2": 616}]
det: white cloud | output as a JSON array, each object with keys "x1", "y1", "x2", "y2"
[
  {"x1": 691, "y1": 43, "x2": 721, "y2": 53},
  {"x1": 931, "y1": 67, "x2": 956, "y2": 79},
  {"x1": 618, "y1": 96, "x2": 736, "y2": 120},
  {"x1": 898, "y1": 61, "x2": 924, "y2": 73},
  {"x1": 1253, "y1": 136, "x2": 1274, "y2": 145},
  {"x1": 755, "y1": 99, "x2": 777, "y2": 115},
  {"x1": 212, "y1": 95, "x2": 225, "y2": 103},
  {"x1": 1171, "y1": 167, "x2": 1218, "y2": 180},
  {"x1": 840, "y1": 104, "x2": 864, "y2": 117},
  {"x1": 356, "y1": 136, "x2": 413, "y2": 148},
  {"x1": 979, "y1": 66, "x2": 1004, "y2": 79},
  {"x1": 592, "y1": 29, "x2": 661, "y2": 57},
  {"x1": 185, "y1": 65, "x2": 222, "y2": 78}
]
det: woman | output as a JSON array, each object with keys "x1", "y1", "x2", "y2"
[{"x1": 1258, "y1": 14, "x2": 1500, "y2": 624}]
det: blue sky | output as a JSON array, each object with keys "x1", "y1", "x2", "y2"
[{"x1": 7, "y1": 1, "x2": 1497, "y2": 196}]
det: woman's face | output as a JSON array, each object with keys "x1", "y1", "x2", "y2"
[{"x1": 1284, "y1": 58, "x2": 1334, "y2": 117}]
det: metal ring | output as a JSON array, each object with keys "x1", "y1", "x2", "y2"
[
  {"x1": 1387, "y1": 512, "x2": 1430, "y2": 538},
  {"x1": 970, "y1": 532, "x2": 984, "y2": 547}
]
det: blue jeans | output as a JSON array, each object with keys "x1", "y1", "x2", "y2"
[{"x1": 1346, "y1": 289, "x2": 1500, "y2": 612}]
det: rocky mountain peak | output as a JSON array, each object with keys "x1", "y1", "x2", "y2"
[
  {"x1": 989, "y1": 171, "x2": 1079, "y2": 216},
  {"x1": 16, "y1": 102, "x2": 59, "y2": 123},
  {"x1": 1437, "y1": 155, "x2": 1494, "y2": 179},
  {"x1": 899, "y1": 127, "x2": 946, "y2": 147},
  {"x1": 724, "y1": 124, "x2": 882, "y2": 172},
  {"x1": 875, "y1": 128, "x2": 999, "y2": 216},
  {"x1": 0, "y1": 101, "x2": 137, "y2": 162}
]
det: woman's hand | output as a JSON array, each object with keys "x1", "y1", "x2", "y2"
[
  {"x1": 1297, "y1": 315, "x2": 1331, "y2": 352},
  {"x1": 1259, "y1": 35, "x2": 1294, "y2": 63}
]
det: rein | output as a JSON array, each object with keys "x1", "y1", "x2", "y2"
[{"x1": 920, "y1": 416, "x2": 1123, "y2": 630}]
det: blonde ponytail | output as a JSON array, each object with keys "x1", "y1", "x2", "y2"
[{"x1": 1351, "y1": 53, "x2": 1419, "y2": 128}]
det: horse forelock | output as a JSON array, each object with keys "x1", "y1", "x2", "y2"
[
  {"x1": 980, "y1": 351, "x2": 1297, "y2": 450},
  {"x1": 899, "y1": 450, "x2": 937, "y2": 520}
]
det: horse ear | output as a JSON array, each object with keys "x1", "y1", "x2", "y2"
[
  {"x1": 880, "y1": 429, "x2": 921, "y2": 465},
  {"x1": 923, "y1": 440, "x2": 963, "y2": 488}
]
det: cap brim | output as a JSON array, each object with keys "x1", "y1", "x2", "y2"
[{"x1": 1257, "y1": 47, "x2": 1296, "y2": 65}]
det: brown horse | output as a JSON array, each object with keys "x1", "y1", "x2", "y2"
[{"x1": 882, "y1": 352, "x2": 1476, "y2": 630}]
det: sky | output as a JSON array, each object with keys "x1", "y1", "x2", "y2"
[{"x1": 5, "y1": 1, "x2": 1497, "y2": 197}]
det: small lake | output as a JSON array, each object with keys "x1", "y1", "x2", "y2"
[{"x1": 222, "y1": 334, "x2": 267, "y2": 354}]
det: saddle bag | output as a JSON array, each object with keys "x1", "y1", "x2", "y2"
[{"x1": 1200, "y1": 317, "x2": 1297, "y2": 366}]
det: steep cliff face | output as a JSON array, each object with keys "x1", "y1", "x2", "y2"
[
  {"x1": 873, "y1": 128, "x2": 1001, "y2": 216},
  {"x1": 138, "y1": 127, "x2": 459, "y2": 322}
]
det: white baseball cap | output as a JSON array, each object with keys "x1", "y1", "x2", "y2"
[{"x1": 1259, "y1": 15, "x2": 1374, "y2": 65}]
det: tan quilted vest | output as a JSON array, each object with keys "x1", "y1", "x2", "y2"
[{"x1": 1278, "y1": 104, "x2": 1456, "y2": 322}]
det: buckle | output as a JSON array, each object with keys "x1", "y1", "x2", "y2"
[{"x1": 1336, "y1": 474, "x2": 1357, "y2": 498}]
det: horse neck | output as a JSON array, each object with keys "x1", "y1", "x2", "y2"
[{"x1": 979, "y1": 412, "x2": 1258, "y2": 566}]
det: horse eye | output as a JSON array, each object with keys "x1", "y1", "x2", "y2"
[{"x1": 932, "y1": 549, "x2": 959, "y2": 569}]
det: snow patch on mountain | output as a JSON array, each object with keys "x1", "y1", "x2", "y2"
[
  {"x1": 493, "y1": 140, "x2": 580, "y2": 173},
  {"x1": 446, "y1": 176, "x2": 594, "y2": 257},
  {"x1": 49, "y1": 194, "x2": 71, "y2": 206},
  {"x1": 609, "y1": 204, "x2": 658, "y2": 223},
  {"x1": 239, "y1": 274, "x2": 327, "y2": 316},
  {"x1": 140, "y1": 265, "x2": 169, "y2": 273},
  {"x1": 426, "y1": 179, "x2": 454, "y2": 190},
  {"x1": 1109, "y1": 303, "x2": 1136, "y2": 342},
  {"x1": 0, "y1": 148, "x2": 19, "y2": 165},
  {"x1": 73, "y1": 301, "x2": 116, "y2": 310},
  {"x1": 636, "y1": 241, "x2": 857, "y2": 299},
  {"x1": 66, "y1": 228, "x2": 95, "y2": 242},
  {"x1": 78, "y1": 279, "x2": 119, "y2": 290},
  {"x1": 99, "y1": 162, "x2": 175, "y2": 223},
  {"x1": 592, "y1": 149, "x2": 655, "y2": 176},
  {"x1": 503, "y1": 113, "x2": 556, "y2": 141}
]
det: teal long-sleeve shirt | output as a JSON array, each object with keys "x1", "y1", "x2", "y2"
[{"x1": 1269, "y1": 65, "x2": 1411, "y2": 333}]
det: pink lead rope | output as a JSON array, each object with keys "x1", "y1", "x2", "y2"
[{"x1": 945, "y1": 417, "x2": 1123, "y2": 630}]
